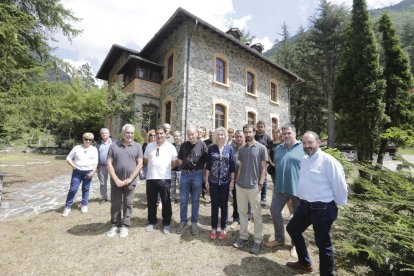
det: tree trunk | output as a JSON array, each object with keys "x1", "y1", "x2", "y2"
[
  {"x1": 327, "y1": 89, "x2": 335, "y2": 147},
  {"x1": 376, "y1": 139, "x2": 388, "y2": 165}
]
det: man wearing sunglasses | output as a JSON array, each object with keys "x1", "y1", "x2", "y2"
[
  {"x1": 106, "y1": 124, "x2": 143, "y2": 238},
  {"x1": 144, "y1": 125, "x2": 178, "y2": 234}
]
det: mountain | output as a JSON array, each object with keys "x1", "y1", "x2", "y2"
[{"x1": 264, "y1": 0, "x2": 414, "y2": 58}]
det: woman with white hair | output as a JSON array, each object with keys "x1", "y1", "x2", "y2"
[
  {"x1": 62, "y1": 132, "x2": 98, "y2": 217},
  {"x1": 205, "y1": 127, "x2": 236, "y2": 240}
]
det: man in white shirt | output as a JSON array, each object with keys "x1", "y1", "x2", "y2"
[
  {"x1": 144, "y1": 125, "x2": 178, "y2": 234},
  {"x1": 286, "y1": 131, "x2": 348, "y2": 275}
]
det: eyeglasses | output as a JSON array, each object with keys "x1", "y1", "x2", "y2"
[
  {"x1": 156, "y1": 147, "x2": 159, "y2": 157},
  {"x1": 84, "y1": 138, "x2": 93, "y2": 142}
]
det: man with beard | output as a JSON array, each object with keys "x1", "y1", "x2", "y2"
[
  {"x1": 286, "y1": 131, "x2": 347, "y2": 275},
  {"x1": 233, "y1": 124, "x2": 267, "y2": 255},
  {"x1": 254, "y1": 121, "x2": 273, "y2": 207}
]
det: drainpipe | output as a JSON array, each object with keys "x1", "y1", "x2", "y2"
[{"x1": 183, "y1": 19, "x2": 198, "y2": 139}]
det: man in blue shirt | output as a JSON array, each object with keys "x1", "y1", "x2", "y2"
[
  {"x1": 266, "y1": 124, "x2": 304, "y2": 250},
  {"x1": 286, "y1": 131, "x2": 347, "y2": 275},
  {"x1": 96, "y1": 128, "x2": 112, "y2": 203}
]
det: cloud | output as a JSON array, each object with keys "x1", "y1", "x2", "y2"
[
  {"x1": 252, "y1": 37, "x2": 273, "y2": 51},
  {"x1": 232, "y1": 14, "x2": 252, "y2": 31},
  {"x1": 53, "y1": 0, "x2": 234, "y2": 73},
  {"x1": 329, "y1": 0, "x2": 402, "y2": 9}
]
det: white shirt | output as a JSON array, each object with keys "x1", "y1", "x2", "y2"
[
  {"x1": 66, "y1": 145, "x2": 98, "y2": 171},
  {"x1": 144, "y1": 141, "x2": 178, "y2": 180},
  {"x1": 297, "y1": 149, "x2": 348, "y2": 206}
]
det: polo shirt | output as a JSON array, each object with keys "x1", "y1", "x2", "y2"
[
  {"x1": 237, "y1": 141, "x2": 268, "y2": 189},
  {"x1": 97, "y1": 138, "x2": 112, "y2": 165},
  {"x1": 108, "y1": 141, "x2": 143, "y2": 183},
  {"x1": 66, "y1": 145, "x2": 98, "y2": 171},
  {"x1": 274, "y1": 141, "x2": 305, "y2": 195},
  {"x1": 178, "y1": 140, "x2": 208, "y2": 171},
  {"x1": 144, "y1": 141, "x2": 178, "y2": 180}
]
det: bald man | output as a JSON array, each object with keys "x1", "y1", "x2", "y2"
[{"x1": 286, "y1": 131, "x2": 348, "y2": 275}]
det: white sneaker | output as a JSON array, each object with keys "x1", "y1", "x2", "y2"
[
  {"x1": 81, "y1": 205, "x2": 88, "y2": 213},
  {"x1": 62, "y1": 208, "x2": 71, "y2": 217},
  {"x1": 107, "y1": 226, "x2": 119, "y2": 238},
  {"x1": 119, "y1": 226, "x2": 129, "y2": 238}
]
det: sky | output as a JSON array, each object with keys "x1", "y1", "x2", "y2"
[{"x1": 52, "y1": 0, "x2": 403, "y2": 76}]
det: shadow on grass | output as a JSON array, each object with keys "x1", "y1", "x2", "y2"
[
  {"x1": 223, "y1": 256, "x2": 297, "y2": 276},
  {"x1": 67, "y1": 222, "x2": 109, "y2": 236}
]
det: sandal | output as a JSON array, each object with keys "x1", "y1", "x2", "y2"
[{"x1": 210, "y1": 231, "x2": 217, "y2": 240}]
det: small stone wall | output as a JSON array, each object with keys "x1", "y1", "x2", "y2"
[{"x1": 24, "y1": 147, "x2": 71, "y2": 155}]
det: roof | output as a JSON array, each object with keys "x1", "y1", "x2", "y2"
[
  {"x1": 96, "y1": 8, "x2": 304, "y2": 83},
  {"x1": 95, "y1": 44, "x2": 139, "y2": 80},
  {"x1": 118, "y1": 55, "x2": 163, "y2": 75}
]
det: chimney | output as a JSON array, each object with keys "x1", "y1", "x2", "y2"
[
  {"x1": 225, "y1": 28, "x2": 242, "y2": 40},
  {"x1": 250, "y1": 43, "x2": 264, "y2": 53}
]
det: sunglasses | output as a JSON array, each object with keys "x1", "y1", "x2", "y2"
[
  {"x1": 156, "y1": 147, "x2": 159, "y2": 157},
  {"x1": 84, "y1": 138, "x2": 93, "y2": 142}
]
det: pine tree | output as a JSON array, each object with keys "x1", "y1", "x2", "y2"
[
  {"x1": 376, "y1": 13, "x2": 414, "y2": 164},
  {"x1": 334, "y1": 0, "x2": 386, "y2": 162},
  {"x1": 308, "y1": 0, "x2": 349, "y2": 147}
]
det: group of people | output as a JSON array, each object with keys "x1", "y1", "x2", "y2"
[{"x1": 62, "y1": 121, "x2": 348, "y2": 275}]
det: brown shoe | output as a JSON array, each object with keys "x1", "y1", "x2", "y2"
[
  {"x1": 264, "y1": 240, "x2": 285, "y2": 248},
  {"x1": 286, "y1": 261, "x2": 314, "y2": 273}
]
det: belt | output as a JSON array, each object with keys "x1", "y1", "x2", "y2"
[
  {"x1": 301, "y1": 199, "x2": 336, "y2": 208},
  {"x1": 182, "y1": 168, "x2": 199, "y2": 172}
]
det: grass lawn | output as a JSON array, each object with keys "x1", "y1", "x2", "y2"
[{"x1": 399, "y1": 147, "x2": 414, "y2": 155}]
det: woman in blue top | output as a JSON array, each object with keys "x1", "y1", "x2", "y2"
[{"x1": 205, "y1": 127, "x2": 236, "y2": 240}]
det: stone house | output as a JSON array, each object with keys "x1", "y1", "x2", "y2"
[{"x1": 96, "y1": 7, "x2": 303, "y2": 137}]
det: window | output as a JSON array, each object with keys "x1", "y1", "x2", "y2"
[
  {"x1": 247, "y1": 112, "x2": 256, "y2": 125},
  {"x1": 164, "y1": 49, "x2": 176, "y2": 82},
  {"x1": 246, "y1": 69, "x2": 257, "y2": 95},
  {"x1": 270, "y1": 81, "x2": 279, "y2": 103},
  {"x1": 167, "y1": 55, "x2": 174, "y2": 79},
  {"x1": 272, "y1": 118, "x2": 279, "y2": 129},
  {"x1": 164, "y1": 101, "x2": 171, "y2": 124},
  {"x1": 215, "y1": 58, "x2": 225, "y2": 83},
  {"x1": 215, "y1": 104, "x2": 226, "y2": 128}
]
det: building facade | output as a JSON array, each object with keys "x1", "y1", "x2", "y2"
[{"x1": 96, "y1": 8, "x2": 303, "y2": 137}]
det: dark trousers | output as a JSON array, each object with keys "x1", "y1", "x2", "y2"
[
  {"x1": 146, "y1": 179, "x2": 172, "y2": 226},
  {"x1": 287, "y1": 200, "x2": 338, "y2": 276},
  {"x1": 110, "y1": 182, "x2": 136, "y2": 227},
  {"x1": 209, "y1": 183, "x2": 230, "y2": 229},
  {"x1": 231, "y1": 186, "x2": 239, "y2": 222},
  {"x1": 260, "y1": 179, "x2": 267, "y2": 201}
]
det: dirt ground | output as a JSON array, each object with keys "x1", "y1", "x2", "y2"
[{"x1": 0, "y1": 152, "x2": 359, "y2": 275}]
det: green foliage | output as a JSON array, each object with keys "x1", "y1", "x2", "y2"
[
  {"x1": 321, "y1": 147, "x2": 353, "y2": 179},
  {"x1": 334, "y1": 0, "x2": 386, "y2": 162},
  {"x1": 380, "y1": 127, "x2": 414, "y2": 147},
  {"x1": 335, "y1": 163, "x2": 414, "y2": 273}
]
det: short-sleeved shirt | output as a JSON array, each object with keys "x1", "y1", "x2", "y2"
[
  {"x1": 274, "y1": 141, "x2": 305, "y2": 195},
  {"x1": 108, "y1": 141, "x2": 143, "y2": 185},
  {"x1": 237, "y1": 141, "x2": 268, "y2": 189},
  {"x1": 172, "y1": 142, "x2": 182, "y2": 172},
  {"x1": 178, "y1": 140, "x2": 208, "y2": 171},
  {"x1": 66, "y1": 145, "x2": 98, "y2": 171},
  {"x1": 144, "y1": 141, "x2": 178, "y2": 180}
]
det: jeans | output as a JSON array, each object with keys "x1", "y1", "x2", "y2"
[
  {"x1": 270, "y1": 192, "x2": 300, "y2": 243},
  {"x1": 97, "y1": 164, "x2": 109, "y2": 200},
  {"x1": 209, "y1": 183, "x2": 230, "y2": 230},
  {"x1": 65, "y1": 169, "x2": 92, "y2": 208},
  {"x1": 110, "y1": 182, "x2": 136, "y2": 227},
  {"x1": 146, "y1": 179, "x2": 172, "y2": 226},
  {"x1": 170, "y1": 171, "x2": 181, "y2": 202},
  {"x1": 287, "y1": 200, "x2": 338, "y2": 276},
  {"x1": 180, "y1": 169, "x2": 203, "y2": 223},
  {"x1": 231, "y1": 186, "x2": 239, "y2": 222},
  {"x1": 260, "y1": 179, "x2": 267, "y2": 201}
]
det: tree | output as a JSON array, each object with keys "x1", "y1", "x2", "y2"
[
  {"x1": 334, "y1": 0, "x2": 386, "y2": 162},
  {"x1": 240, "y1": 29, "x2": 255, "y2": 45},
  {"x1": 272, "y1": 23, "x2": 295, "y2": 68},
  {"x1": 308, "y1": 0, "x2": 350, "y2": 147},
  {"x1": 376, "y1": 13, "x2": 414, "y2": 164}
]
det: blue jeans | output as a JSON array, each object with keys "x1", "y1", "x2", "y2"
[
  {"x1": 180, "y1": 169, "x2": 203, "y2": 223},
  {"x1": 65, "y1": 169, "x2": 92, "y2": 208},
  {"x1": 209, "y1": 183, "x2": 230, "y2": 230},
  {"x1": 260, "y1": 179, "x2": 267, "y2": 201},
  {"x1": 287, "y1": 200, "x2": 338, "y2": 276}
]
